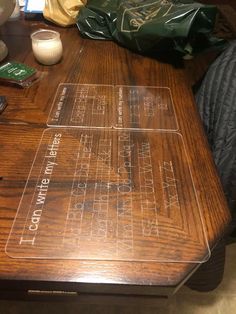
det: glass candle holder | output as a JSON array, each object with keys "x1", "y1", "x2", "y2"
[{"x1": 31, "y1": 29, "x2": 63, "y2": 66}]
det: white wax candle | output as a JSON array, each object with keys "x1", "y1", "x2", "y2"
[{"x1": 31, "y1": 29, "x2": 63, "y2": 66}]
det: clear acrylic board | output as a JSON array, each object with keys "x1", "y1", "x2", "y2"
[
  {"x1": 47, "y1": 84, "x2": 178, "y2": 131},
  {"x1": 6, "y1": 128, "x2": 209, "y2": 263},
  {"x1": 47, "y1": 84, "x2": 114, "y2": 128},
  {"x1": 114, "y1": 85, "x2": 178, "y2": 130}
]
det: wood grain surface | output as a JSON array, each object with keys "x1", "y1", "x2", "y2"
[{"x1": 0, "y1": 17, "x2": 231, "y2": 297}]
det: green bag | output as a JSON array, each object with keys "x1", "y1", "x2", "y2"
[{"x1": 77, "y1": 0, "x2": 225, "y2": 61}]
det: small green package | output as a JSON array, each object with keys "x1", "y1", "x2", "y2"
[{"x1": 0, "y1": 62, "x2": 39, "y2": 87}]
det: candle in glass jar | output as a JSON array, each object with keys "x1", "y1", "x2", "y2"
[{"x1": 31, "y1": 29, "x2": 63, "y2": 66}]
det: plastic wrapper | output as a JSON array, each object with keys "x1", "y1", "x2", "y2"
[
  {"x1": 77, "y1": 0, "x2": 225, "y2": 61},
  {"x1": 0, "y1": 62, "x2": 45, "y2": 88},
  {"x1": 43, "y1": 0, "x2": 87, "y2": 27}
]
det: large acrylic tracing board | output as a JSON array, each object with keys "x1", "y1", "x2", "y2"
[
  {"x1": 6, "y1": 128, "x2": 209, "y2": 263},
  {"x1": 47, "y1": 84, "x2": 178, "y2": 130}
]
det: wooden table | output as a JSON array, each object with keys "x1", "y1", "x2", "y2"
[{"x1": 0, "y1": 17, "x2": 231, "y2": 300}]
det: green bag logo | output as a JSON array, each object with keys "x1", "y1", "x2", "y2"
[{"x1": 120, "y1": 0, "x2": 191, "y2": 33}]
